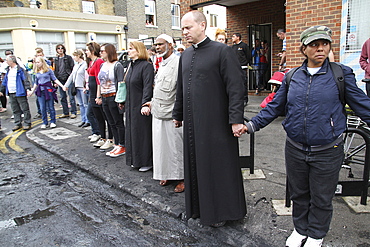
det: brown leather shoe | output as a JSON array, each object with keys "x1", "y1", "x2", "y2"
[{"x1": 174, "y1": 181, "x2": 185, "y2": 193}]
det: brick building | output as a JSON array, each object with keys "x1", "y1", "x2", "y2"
[
  {"x1": 181, "y1": 0, "x2": 370, "y2": 90},
  {"x1": 0, "y1": 0, "x2": 182, "y2": 61}
]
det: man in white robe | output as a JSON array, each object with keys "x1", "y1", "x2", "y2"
[{"x1": 150, "y1": 34, "x2": 184, "y2": 193}]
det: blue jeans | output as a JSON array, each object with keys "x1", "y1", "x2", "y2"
[
  {"x1": 285, "y1": 139, "x2": 344, "y2": 239},
  {"x1": 59, "y1": 86, "x2": 77, "y2": 115},
  {"x1": 75, "y1": 88, "x2": 89, "y2": 123},
  {"x1": 38, "y1": 91, "x2": 56, "y2": 125}
]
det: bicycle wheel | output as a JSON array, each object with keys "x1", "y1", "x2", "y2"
[{"x1": 343, "y1": 126, "x2": 370, "y2": 177}]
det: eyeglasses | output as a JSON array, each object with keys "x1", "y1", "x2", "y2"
[{"x1": 57, "y1": 47, "x2": 63, "y2": 50}]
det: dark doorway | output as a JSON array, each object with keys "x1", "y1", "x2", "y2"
[{"x1": 248, "y1": 24, "x2": 272, "y2": 91}]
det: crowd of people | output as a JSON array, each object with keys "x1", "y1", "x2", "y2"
[{"x1": 1, "y1": 9, "x2": 370, "y2": 247}]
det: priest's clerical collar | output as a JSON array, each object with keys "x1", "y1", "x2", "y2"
[{"x1": 192, "y1": 36, "x2": 208, "y2": 49}]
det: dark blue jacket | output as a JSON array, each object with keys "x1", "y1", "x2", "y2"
[
  {"x1": 2, "y1": 65, "x2": 29, "y2": 97},
  {"x1": 247, "y1": 59, "x2": 370, "y2": 146}
]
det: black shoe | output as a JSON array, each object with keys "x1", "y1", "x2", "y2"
[
  {"x1": 78, "y1": 122, "x2": 85, "y2": 127},
  {"x1": 82, "y1": 122, "x2": 90, "y2": 128}
]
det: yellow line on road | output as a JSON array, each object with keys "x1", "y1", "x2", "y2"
[
  {"x1": 0, "y1": 135, "x2": 11, "y2": 154},
  {"x1": 8, "y1": 129, "x2": 26, "y2": 152}
]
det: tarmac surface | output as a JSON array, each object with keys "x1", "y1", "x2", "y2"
[{"x1": 22, "y1": 94, "x2": 370, "y2": 247}]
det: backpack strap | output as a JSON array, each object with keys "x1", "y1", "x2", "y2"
[
  {"x1": 329, "y1": 62, "x2": 345, "y2": 105},
  {"x1": 285, "y1": 62, "x2": 345, "y2": 106},
  {"x1": 284, "y1": 67, "x2": 300, "y2": 90}
]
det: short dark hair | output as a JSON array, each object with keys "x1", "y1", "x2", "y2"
[
  {"x1": 233, "y1": 33, "x2": 242, "y2": 39},
  {"x1": 5, "y1": 50, "x2": 13, "y2": 56},
  {"x1": 56, "y1": 44, "x2": 66, "y2": 54},
  {"x1": 101, "y1": 43, "x2": 117, "y2": 63},
  {"x1": 277, "y1": 29, "x2": 286, "y2": 34}
]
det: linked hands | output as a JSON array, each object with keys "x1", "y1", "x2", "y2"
[{"x1": 232, "y1": 123, "x2": 248, "y2": 138}]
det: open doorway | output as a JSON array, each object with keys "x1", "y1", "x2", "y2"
[{"x1": 248, "y1": 24, "x2": 272, "y2": 92}]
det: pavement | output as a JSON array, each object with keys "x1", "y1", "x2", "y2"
[{"x1": 20, "y1": 94, "x2": 370, "y2": 247}]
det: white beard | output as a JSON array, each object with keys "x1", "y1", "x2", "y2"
[{"x1": 156, "y1": 44, "x2": 169, "y2": 58}]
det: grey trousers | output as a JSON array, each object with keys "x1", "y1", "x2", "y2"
[
  {"x1": 9, "y1": 93, "x2": 31, "y2": 127},
  {"x1": 285, "y1": 139, "x2": 344, "y2": 239}
]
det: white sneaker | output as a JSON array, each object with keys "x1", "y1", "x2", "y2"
[
  {"x1": 286, "y1": 229, "x2": 307, "y2": 247},
  {"x1": 100, "y1": 140, "x2": 114, "y2": 150},
  {"x1": 106, "y1": 145, "x2": 119, "y2": 156},
  {"x1": 93, "y1": 138, "x2": 105, "y2": 147},
  {"x1": 89, "y1": 134, "x2": 101, "y2": 143},
  {"x1": 40, "y1": 124, "x2": 47, "y2": 129},
  {"x1": 304, "y1": 237, "x2": 323, "y2": 247},
  {"x1": 139, "y1": 166, "x2": 153, "y2": 172},
  {"x1": 50, "y1": 123, "x2": 57, "y2": 128}
]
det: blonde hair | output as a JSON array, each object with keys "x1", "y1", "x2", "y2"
[
  {"x1": 215, "y1": 28, "x2": 226, "y2": 39},
  {"x1": 130, "y1": 41, "x2": 149, "y2": 60},
  {"x1": 72, "y1": 49, "x2": 85, "y2": 59},
  {"x1": 34, "y1": 56, "x2": 50, "y2": 73}
]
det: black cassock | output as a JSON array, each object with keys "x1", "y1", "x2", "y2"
[
  {"x1": 125, "y1": 59, "x2": 154, "y2": 168},
  {"x1": 173, "y1": 38, "x2": 247, "y2": 225}
]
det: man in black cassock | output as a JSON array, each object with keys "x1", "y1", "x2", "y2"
[{"x1": 172, "y1": 10, "x2": 248, "y2": 227}]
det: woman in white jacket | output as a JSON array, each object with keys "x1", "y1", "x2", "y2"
[{"x1": 64, "y1": 49, "x2": 88, "y2": 127}]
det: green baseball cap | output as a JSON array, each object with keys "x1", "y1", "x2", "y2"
[{"x1": 300, "y1": 26, "x2": 332, "y2": 45}]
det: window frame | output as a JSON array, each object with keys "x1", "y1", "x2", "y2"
[
  {"x1": 82, "y1": 0, "x2": 95, "y2": 14},
  {"x1": 171, "y1": 4, "x2": 180, "y2": 29},
  {"x1": 145, "y1": 0, "x2": 156, "y2": 27}
]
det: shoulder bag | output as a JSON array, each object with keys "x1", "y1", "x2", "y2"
[{"x1": 115, "y1": 62, "x2": 130, "y2": 103}]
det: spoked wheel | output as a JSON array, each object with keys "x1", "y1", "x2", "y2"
[{"x1": 343, "y1": 126, "x2": 370, "y2": 178}]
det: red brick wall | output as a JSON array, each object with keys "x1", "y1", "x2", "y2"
[
  {"x1": 227, "y1": 0, "x2": 286, "y2": 71},
  {"x1": 286, "y1": 0, "x2": 342, "y2": 68}
]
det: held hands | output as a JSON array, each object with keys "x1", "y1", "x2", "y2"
[
  {"x1": 232, "y1": 123, "x2": 248, "y2": 138},
  {"x1": 62, "y1": 86, "x2": 68, "y2": 92},
  {"x1": 141, "y1": 106, "x2": 151, "y2": 116},
  {"x1": 140, "y1": 102, "x2": 151, "y2": 116},
  {"x1": 173, "y1": 120, "x2": 182, "y2": 128},
  {"x1": 27, "y1": 90, "x2": 33, "y2": 97},
  {"x1": 95, "y1": 97, "x2": 102, "y2": 105}
]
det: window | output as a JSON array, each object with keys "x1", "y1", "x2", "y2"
[
  {"x1": 35, "y1": 32, "x2": 64, "y2": 57},
  {"x1": 75, "y1": 33, "x2": 87, "y2": 50},
  {"x1": 96, "y1": 34, "x2": 118, "y2": 49},
  {"x1": 210, "y1": 14, "x2": 217, "y2": 28},
  {"x1": 0, "y1": 32, "x2": 13, "y2": 57},
  {"x1": 82, "y1": 1, "x2": 95, "y2": 14},
  {"x1": 145, "y1": 0, "x2": 156, "y2": 26},
  {"x1": 171, "y1": 4, "x2": 180, "y2": 29},
  {"x1": 345, "y1": 0, "x2": 370, "y2": 51}
]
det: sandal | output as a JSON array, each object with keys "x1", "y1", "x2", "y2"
[
  {"x1": 174, "y1": 181, "x2": 185, "y2": 193},
  {"x1": 159, "y1": 180, "x2": 170, "y2": 186}
]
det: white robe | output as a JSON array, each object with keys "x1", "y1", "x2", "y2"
[{"x1": 152, "y1": 118, "x2": 183, "y2": 180}]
